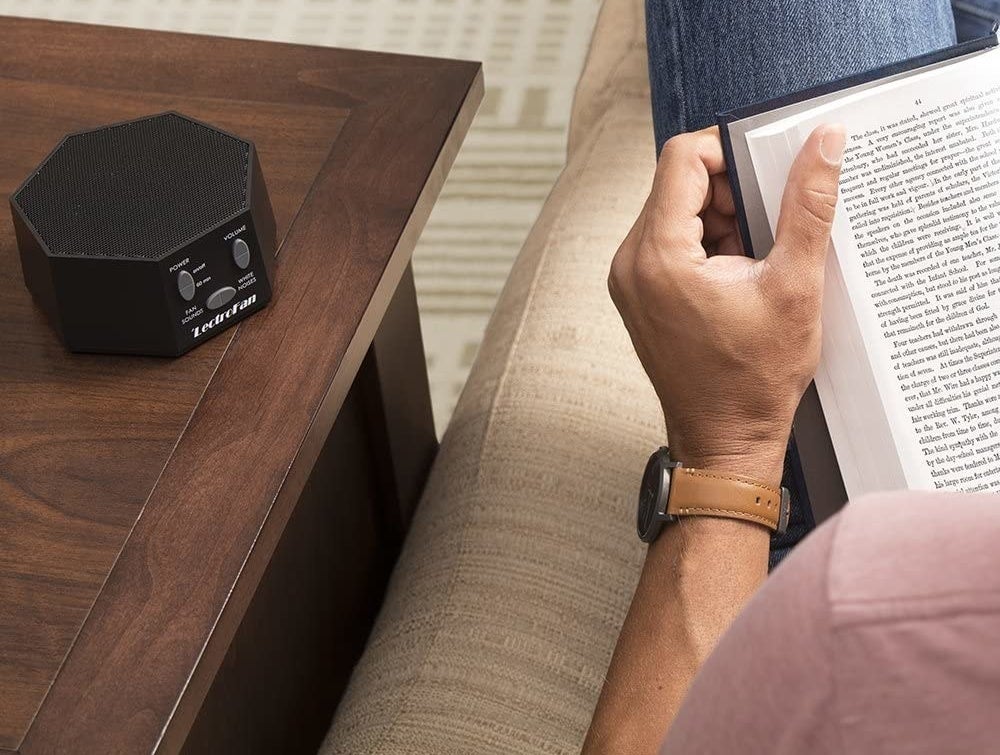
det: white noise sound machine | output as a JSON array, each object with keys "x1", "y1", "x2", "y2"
[{"x1": 10, "y1": 111, "x2": 277, "y2": 356}]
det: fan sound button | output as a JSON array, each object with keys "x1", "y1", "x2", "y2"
[{"x1": 206, "y1": 286, "x2": 237, "y2": 310}]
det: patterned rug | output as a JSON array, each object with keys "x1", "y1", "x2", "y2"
[{"x1": 0, "y1": 0, "x2": 601, "y2": 432}]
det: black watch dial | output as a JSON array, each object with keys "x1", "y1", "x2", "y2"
[{"x1": 637, "y1": 447, "x2": 671, "y2": 543}]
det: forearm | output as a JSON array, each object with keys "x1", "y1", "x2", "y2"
[
  {"x1": 583, "y1": 442, "x2": 782, "y2": 754},
  {"x1": 598, "y1": 123, "x2": 842, "y2": 753},
  {"x1": 583, "y1": 516, "x2": 769, "y2": 754}
]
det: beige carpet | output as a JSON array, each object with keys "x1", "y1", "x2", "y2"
[{"x1": 1, "y1": 0, "x2": 601, "y2": 432}]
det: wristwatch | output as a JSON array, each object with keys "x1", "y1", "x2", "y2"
[{"x1": 637, "y1": 447, "x2": 790, "y2": 543}]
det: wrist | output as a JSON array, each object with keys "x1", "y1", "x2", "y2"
[{"x1": 668, "y1": 441, "x2": 786, "y2": 490}]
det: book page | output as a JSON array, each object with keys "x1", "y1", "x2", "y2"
[
  {"x1": 752, "y1": 126, "x2": 905, "y2": 497},
  {"x1": 750, "y1": 47, "x2": 1000, "y2": 494}
]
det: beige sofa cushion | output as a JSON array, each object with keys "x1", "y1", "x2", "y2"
[{"x1": 321, "y1": 0, "x2": 662, "y2": 751}]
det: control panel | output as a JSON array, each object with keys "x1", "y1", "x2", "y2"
[{"x1": 164, "y1": 213, "x2": 272, "y2": 350}]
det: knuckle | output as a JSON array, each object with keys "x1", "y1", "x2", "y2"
[
  {"x1": 607, "y1": 274, "x2": 619, "y2": 305},
  {"x1": 608, "y1": 254, "x2": 628, "y2": 303}
]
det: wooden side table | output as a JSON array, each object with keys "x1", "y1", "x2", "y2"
[{"x1": 0, "y1": 17, "x2": 482, "y2": 754}]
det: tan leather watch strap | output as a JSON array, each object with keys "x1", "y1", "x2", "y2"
[{"x1": 666, "y1": 467, "x2": 790, "y2": 533}]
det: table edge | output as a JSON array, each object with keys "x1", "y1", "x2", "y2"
[
  {"x1": 160, "y1": 65, "x2": 484, "y2": 752},
  {"x1": 0, "y1": 15, "x2": 483, "y2": 77}
]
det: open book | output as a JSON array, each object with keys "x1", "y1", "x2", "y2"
[{"x1": 721, "y1": 34, "x2": 1000, "y2": 520}]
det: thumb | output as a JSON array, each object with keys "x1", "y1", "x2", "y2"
[{"x1": 767, "y1": 124, "x2": 846, "y2": 279}]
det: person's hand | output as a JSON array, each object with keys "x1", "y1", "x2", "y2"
[{"x1": 609, "y1": 124, "x2": 845, "y2": 486}]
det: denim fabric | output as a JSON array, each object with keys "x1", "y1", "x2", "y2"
[{"x1": 645, "y1": 0, "x2": 999, "y2": 566}]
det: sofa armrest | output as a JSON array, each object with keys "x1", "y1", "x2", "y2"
[
  {"x1": 321, "y1": 0, "x2": 662, "y2": 751},
  {"x1": 569, "y1": 0, "x2": 650, "y2": 155}
]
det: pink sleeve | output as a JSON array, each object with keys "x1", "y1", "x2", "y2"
[{"x1": 662, "y1": 491, "x2": 1000, "y2": 754}]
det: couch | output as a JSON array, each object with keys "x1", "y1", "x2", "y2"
[{"x1": 321, "y1": 0, "x2": 662, "y2": 750}]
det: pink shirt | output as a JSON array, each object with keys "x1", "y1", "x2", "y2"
[{"x1": 663, "y1": 491, "x2": 1000, "y2": 753}]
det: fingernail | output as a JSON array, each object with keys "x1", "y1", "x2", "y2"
[{"x1": 820, "y1": 124, "x2": 847, "y2": 165}]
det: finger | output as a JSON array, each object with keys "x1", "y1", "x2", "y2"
[
  {"x1": 645, "y1": 127, "x2": 727, "y2": 259},
  {"x1": 702, "y1": 206, "x2": 737, "y2": 246},
  {"x1": 709, "y1": 172, "x2": 736, "y2": 216},
  {"x1": 765, "y1": 124, "x2": 846, "y2": 282},
  {"x1": 711, "y1": 230, "x2": 745, "y2": 257}
]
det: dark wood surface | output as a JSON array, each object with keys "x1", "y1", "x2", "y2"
[
  {"x1": 0, "y1": 16, "x2": 481, "y2": 754},
  {"x1": 179, "y1": 268, "x2": 439, "y2": 754},
  {"x1": 181, "y1": 377, "x2": 388, "y2": 755}
]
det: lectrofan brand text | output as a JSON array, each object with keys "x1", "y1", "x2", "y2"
[{"x1": 192, "y1": 294, "x2": 257, "y2": 338}]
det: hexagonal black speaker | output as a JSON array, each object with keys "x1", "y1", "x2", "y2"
[{"x1": 9, "y1": 111, "x2": 277, "y2": 356}]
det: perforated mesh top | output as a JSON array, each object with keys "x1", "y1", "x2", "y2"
[{"x1": 13, "y1": 113, "x2": 250, "y2": 260}]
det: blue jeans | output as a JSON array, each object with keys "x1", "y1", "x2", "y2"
[{"x1": 645, "y1": 0, "x2": 1000, "y2": 565}]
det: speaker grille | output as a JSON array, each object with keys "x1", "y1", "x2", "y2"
[{"x1": 13, "y1": 113, "x2": 251, "y2": 260}]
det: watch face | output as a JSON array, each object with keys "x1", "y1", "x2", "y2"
[{"x1": 637, "y1": 450, "x2": 665, "y2": 541}]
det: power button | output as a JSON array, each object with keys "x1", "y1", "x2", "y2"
[{"x1": 177, "y1": 270, "x2": 196, "y2": 302}]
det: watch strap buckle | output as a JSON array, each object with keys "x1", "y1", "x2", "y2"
[{"x1": 776, "y1": 486, "x2": 791, "y2": 536}]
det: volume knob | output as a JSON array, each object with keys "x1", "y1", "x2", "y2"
[{"x1": 232, "y1": 238, "x2": 251, "y2": 270}]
